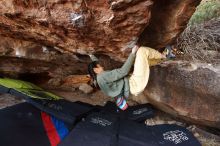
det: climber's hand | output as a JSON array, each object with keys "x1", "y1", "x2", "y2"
[
  {"x1": 132, "y1": 45, "x2": 139, "y2": 54},
  {"x1": 89, "y1": 54, "x2": 99, "y2": 62}
]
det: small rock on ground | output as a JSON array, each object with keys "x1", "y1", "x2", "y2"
[{"x1": 79, "y1": 83, "x2": 93, "y2": 94}]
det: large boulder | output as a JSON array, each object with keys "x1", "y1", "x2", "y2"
[
  {"x1": 144, "y1": 61, "x2": 220, "y2": 129},
  {"x1": 3, "y1": 0, "x2": 218, "y2": 129},
  {"x1": 0, "y1": 0, "x2": 201, "y2": 60}
]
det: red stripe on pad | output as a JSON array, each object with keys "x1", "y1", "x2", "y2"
[{"x1": 41, "y1": 112, "x2": 61, "y2": 146}]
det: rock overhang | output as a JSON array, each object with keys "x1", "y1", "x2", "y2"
[{"x1": 0, "y1": 0, "x2": 201, "y2": 61}]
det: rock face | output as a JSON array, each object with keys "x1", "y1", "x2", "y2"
[
  {"x1": 0, "y1": 54, "x2": 122, "y2": 82},
  {"x1": 79, "y1": 83, "x2": 93, "y2": 94},
  {"x1": 144, "y1": 61, "x2": 220, "y2": 128},
  {"x1": 2, "y1": 0, "x2": 218, "y2": 129},
  {"x1": 139, "y1": 0, "x2": 202, "y2": 48},
  {"x1": 0, "y1": 0, "x2": 201, "y2": 60}
]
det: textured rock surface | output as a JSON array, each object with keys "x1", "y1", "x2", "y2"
[
  {"x1": 144, "y1": 61, "x2": 220, "y2": 128},
  {"x1": 79, "y1": 83, "x2": 93, "y2": 94},
  {"x1": 3, "y1": 0, "x2": 218, "y2": 130},
  {"x1": 0, "y1": 56, "x2": 88, "y2": 77},
  {"x1": 0, "y1": 53, "x2": 122, "y2": 80},
  {"x1": 0, "y1": 0, "x2": 201, "y2": 60},
  {"x1": 139, "y1": 0, "x2": 201, "y2": 48}
]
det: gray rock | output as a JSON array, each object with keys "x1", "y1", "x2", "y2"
[
  {"x1": 48, "y1": 78, "x2": 62, "y2": 87},
  {"x1": 143, "y1": 61, "x2": 220, "y2": 129},
  {"x1": 79, "y1": 83, "x2": 93, "y2": 94}
]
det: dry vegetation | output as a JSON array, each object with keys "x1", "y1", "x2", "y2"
[
  {"x1": 199, "y1": 137, "x2": 220, "y2": 146},
  {"x1": 177, "y1": 18, "x2": 220, "y2": 63},
  {"x1": 177, "y1": 0, "x2": 220, "y2": 63},
  {"x1": 176, "y1": 1, "x2": 220, "y2": 145}
]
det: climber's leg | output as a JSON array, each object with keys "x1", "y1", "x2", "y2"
[{"x1": 129, "y1": 47, "x2": 164, "y2": 96}]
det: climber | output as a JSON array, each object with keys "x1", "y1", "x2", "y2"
[{"x1": 88, "y1": 45, "x2": 172, "y2": 110}]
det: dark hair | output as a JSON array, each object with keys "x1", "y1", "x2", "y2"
[{"x1": 88, "y1": 61, "x2": 99, "y2": 87}]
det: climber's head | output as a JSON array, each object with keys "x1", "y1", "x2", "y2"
[{"x1": 88, "y1": 61, "x2": 104, "y2": 87}]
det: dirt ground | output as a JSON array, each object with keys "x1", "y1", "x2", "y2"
[
  {"x1": 0, "y1": 93, "x2": 24, "y2": 109},
  {"x1": 0, "y1": 92, "x2": 220, "y2": 146}
]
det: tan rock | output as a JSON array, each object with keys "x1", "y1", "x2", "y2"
[
  {"x1": 79, "y1": 83, "x2": 93, "y2": 94},
  {"x1": 144, "y1": 61, "x2": 220, "y2": 129},
  {"x1": 47, "y1": 78, "x2": 62, "y2": 87},
  {"x1": 0, "y1": 0, "x2": 201, "y2": 61}
]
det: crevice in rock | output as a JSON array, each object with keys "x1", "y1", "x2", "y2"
[
  {"x1": 139, "y1": 0, "x2": 201, "y2": 49},
  {"x1": 18, "y1": 72, "x2": 51, "y2": 85}
]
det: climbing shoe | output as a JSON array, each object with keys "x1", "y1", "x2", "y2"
[{"x1": 164, "y1": 45, "x2": 176, "y2": 59}]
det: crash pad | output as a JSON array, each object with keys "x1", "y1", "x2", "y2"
[
  {"x1": 0, "y1": 103, "x2": 70, "y2": 146},
  {"x1": 59, "y1": 112, "x2": 119, "y2": 146}
]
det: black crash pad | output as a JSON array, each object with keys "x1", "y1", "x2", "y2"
[
  {"x1": 24, "y1": 98, "x2": 95, "y2": 125},
  {"x1": 0, "y1": 103, "x2": 51, "y2": 146},
  {"x1": 59, "y1": 112, "x2": 119, "y2": 146},
  {"x1": 0, "y1": 102, "x2": 72, "y2": 146},
  {"x1": 118, "y1": 119, "x2": 158, "y2": 146},
  {"x1": 118, "y1": 120, "x2": 201, "y2": 146},
  {"x1": 102, "y1": 101, "x2": 155, "y2": 122},
  {"x1": 150, "y1": 124, "x2": 201, "y2": 146},
  {"x1": 0, "y1": 85, "x2": 9, "y2": 94}
]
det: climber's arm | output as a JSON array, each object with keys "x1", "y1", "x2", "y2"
[
  {"x1": 101, "y1": 53, "x2": 135, "y2": 83},
  {"x1": 99, "y1": 45, "x2": 138, "y2": 82}
]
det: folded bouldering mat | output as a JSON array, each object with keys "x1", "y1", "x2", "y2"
[
  {"x1": 0, "y1": 78, "x2": 60, "y2": 100},
  {"x1": 124, "y1": 102, "x2": 155, "y2": 122},
  {"x1": 0, "y1": 78, "x2": 202, "y2": 146},
  {"x1": 101, "y1": 101, "x2": 155, "y2": 122},
  {"x1": 150, "y1": 124, "x2": 201, "y2": 146},
  {"x1": 0, "y1": 78, "x2": 95, "y2": 125},
  {"x1": 118, "y1": 119, "x2": 201, "y2": 146},
  {"x1": 0, "y1": 85, "x2": 9, "y2": 93},
  {"x1": 59, "y1": 112, "x2": 119, "y2": 146},
  {"x1": 0, "y1": 103, "x2": 70, "y2": 146},
  {"x1": 59, "y1": 115, "x2": 201, "y2": 146},
  {"x1": 25, "y1": 98, "x2": 95, "y2": 124},
  {"x1": 118, "y1": 119, "x2": 159, "y2": 146}
]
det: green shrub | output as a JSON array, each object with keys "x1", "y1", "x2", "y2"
[{"x1": 189, "y1": 0, "x2": 220, "y2": 26}]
